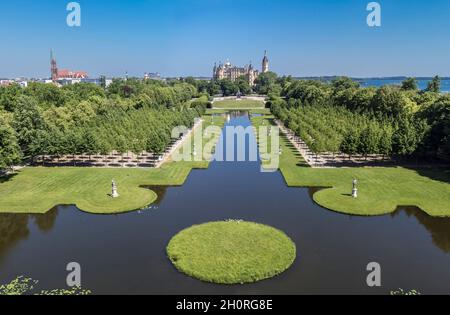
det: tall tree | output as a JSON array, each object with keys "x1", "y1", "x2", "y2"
[
  {"x1": 236, "y1": 76, "x2": 252, "y2": 95},
  {"x1": 401, "y1": 77, "x2": 418, "y2": 91},
  {"x1": 332, "y1": 76, "x2": 360, "y2": 91},
  {"x1": 340, "y1": 131, "x2": 360, "y2": 159},
  {"x1": 426, "y1": 75, "x2": 441, "y2": 93},
  {"x1": 12, "y1": 95, "x2": 44, "y2": 157},
  {"x1": 0, "y1": 117, "x2": 22, "y2": 171},
  {"x1": 254, "y1": 72, "x2": 278, "y2": 95}
]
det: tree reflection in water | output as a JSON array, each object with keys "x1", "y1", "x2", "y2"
[
  {"x1": 0, "y1": 207, "x2": 58, "y2": 265},
  {"x1": 142, "y1": 186, "x2": 168, "y2": 206},
  {"x1": 308, "y1": 188, "x2": 450, "y2": 253},
  {"x1": 391, "y1": 206, "x2": 450, "y2": 253}
]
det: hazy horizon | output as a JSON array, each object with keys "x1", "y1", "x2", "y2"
[{"x1": 1, "y1": 0, "x2": 450, "y2": 78}]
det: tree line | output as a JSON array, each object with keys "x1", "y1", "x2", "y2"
[
  {"x1": 181, "y1": 71, "x2": 282, "y2": 97},
  {"x1": 268, "y1": 76, "x2": 450, "y2": 160},
  {"x1": 0, "y1": 79, "x2": 205, "y2": 170}
]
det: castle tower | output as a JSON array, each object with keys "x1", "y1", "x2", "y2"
[
  {"x1": 262, "y1": 50, "x2": 269, "y2": 73},
  {"x1": 213, "y1": 62, "x2": 217, "y2": 79},
  {"x1": 248, "y1": 62, "x2": 257, "y2": 86},
  {"x1": 217, "y1": 62, "x2": 224, "y2": 80}
]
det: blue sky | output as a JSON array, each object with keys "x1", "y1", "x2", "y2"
[{"x1": 1, "y1": 0, "x2": 449, "y2": 78}]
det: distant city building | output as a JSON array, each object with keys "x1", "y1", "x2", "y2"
[
  {"x1": 17, "y1": 81, "x2": 28, "y2": 88},
  {"x1": 50, "y1": 50, "x2": 88, "y2": 82},
  {"x1": 0, "y1": 80, "x2": 13, "y2": 86},
  {"x1": 0, "y1": 79, "x2": 28, "y2": 87},
  {"x1": 213, "y1": 52, "x2": 269, "y2": 86},
  {"x1": 144, "y1": 72, "x2": 161, "y2": 81}
]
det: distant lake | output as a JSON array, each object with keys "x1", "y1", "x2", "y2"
[
  {"x1": 357, "y1": 78, "x2": 450, "y2": 93},
  {"x1": 298, "y1": 77, "x2": 450, "y2": 93}
]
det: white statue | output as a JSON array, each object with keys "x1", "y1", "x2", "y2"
[
  {"x1": 111, "y1": 180, "x2": 119, "y2": 198},
  {"x1": 352, "y1": 179, "x2": 358, "y2": 199}
]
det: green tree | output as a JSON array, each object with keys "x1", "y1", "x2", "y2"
[
  {"x1": 13, "y1": 95, "x2": 44, "y2": 157},
  {"x1": 340, "y1": 131, "x2": 360, "y2": 159},
  {"x1": 254, "y1": 72, "x2": 278, "y2": 95},
  {"x1": 219, "y1": 79, "x2": 239, "y2": 96},
  {"x1": 419, "y1": 97, "x2": 450, "y2": 158},
  {"x1": 371, "y1": 86, "x2": 412, "y2": 117},
  {"x1": 332, "y1": 77, "x2": 360, "y2": 91},
  {"x1": 0, "y1": 84, "x2": 23, "y2": 112},
  {"x1": 426, "y1": 76, "x2": 441, "y2": 93},
  {"x1": 236, "y1": 76, "x2": 252, "y2": 95},
  {"x1": 401, "y1": 77, "x2": 418, "y2": 91},
  {"x1": 0, "y1": 117, "x2": 22, "y2": 171},
  {"x1": 379, "y1": 126, "x2": 393, "y2": 159},
  {"x1": 392, "y1": 115, "x2": 425, "y2": 156},
  {"x1": 25, "y1": 82, "x2": 68, "y2": 108},
  {"x1": 358, "y1": 125, "x2": 380, "y2": 158}
]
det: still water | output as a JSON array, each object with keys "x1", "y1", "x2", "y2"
[
  {"x1": 1, "y1": 112, "x2": 450, "y2": 294},
  {"x1": 359, "y1": 78, "x2": 450, "y2": 93}
]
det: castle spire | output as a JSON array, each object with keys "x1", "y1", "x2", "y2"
[{"x1": 262, "y1": 50, "x2": 269, "y2": 73}]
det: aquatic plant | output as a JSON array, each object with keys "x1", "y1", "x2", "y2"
[
  {"x1": 390, "y1": 288, "x2": 421, "y2": 295},
  {"x1": 0, "y1": 276, "x2": 92, "y2": 295}
]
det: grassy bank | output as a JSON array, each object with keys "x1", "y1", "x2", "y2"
[
  {"x1": 251, "y1": 115, "x2": 450, "y2": 217},
  {"x1": 167, "y1": 221, "x2": 296, "y2": 284},
  {"x1": 0, "y1": 115, "x2": 225, "y2": 214}
]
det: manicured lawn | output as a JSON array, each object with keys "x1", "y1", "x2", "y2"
[
  {"x1": 167, "y1": 221, "x2": 296, "y2": 284},
  {"x1": 206, "y1": 108, "x2": 271, "y2": 115},
  {"x1": 0, "y1": 116, "x2": 225, "y2": 214},
  {"x1": 252, "y1": 115, "x2": 450, "y2": 217},
  {"x1": 213, "y1": 99, "x2": 265, "y2": 109}
]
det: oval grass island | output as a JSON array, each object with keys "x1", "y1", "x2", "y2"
[{"x1": 167, "y1": 221, "x2": 296, "y2": 284}]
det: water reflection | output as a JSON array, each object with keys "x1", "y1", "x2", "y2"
[
  {"x1": 310, "y1": 187, "x2": 450, "y2": 254},
  {"x1": 0, "y1": 208, "x2": 58, "y2": 264},
  {"x1": 391, "y1": 207, "x2": 450, "y2": 253},
  {"x1": 32, "y1": 208, "x2": 59, "y2": 233},
  {"x1": 0, "y1": 213, "x2": 29, "y2": 262},
  {"x1": 141, "y1": 186, "x2": 168, "y2": 205}
]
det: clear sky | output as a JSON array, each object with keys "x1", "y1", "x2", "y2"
[{"x1": 1, "y1": 0, "x2": 449, "y2": 78}]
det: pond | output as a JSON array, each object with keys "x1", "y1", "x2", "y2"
[{"x1": 1, "y1": 112, "x2": 450, "y2": 294}]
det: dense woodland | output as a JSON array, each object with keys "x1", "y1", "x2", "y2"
[
  {"x1": 1, "y1": 73, "x2": 450, "y2": 170},
  {"x1": 0, "y1": 79, "x2": 207, "y2": 170},
  {"x1": 266, "y1": 75, "x2": 450, "y2": 160}
]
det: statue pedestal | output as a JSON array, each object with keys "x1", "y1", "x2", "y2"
[{"x1": 352, "y1": 188, "x2": 358, "y2": 199}]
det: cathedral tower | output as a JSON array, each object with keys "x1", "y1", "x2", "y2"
[{"x1": 50, "y1": 50, "x2": 58, "y2": 81}]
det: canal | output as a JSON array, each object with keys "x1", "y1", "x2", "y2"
[{"x1": 1, "y1": 112, "x2": 450, "y2": 294}]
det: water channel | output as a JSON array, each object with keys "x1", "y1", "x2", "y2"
[{"x1": 1, "y1": 112, "x2": 450, "y2": 294}]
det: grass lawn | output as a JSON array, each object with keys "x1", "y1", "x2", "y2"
[
  {"x1": 206, "y1": 108, "x2": 271, "y2": 115},
  {"x1": 252, "y1": 115, "x2": 450, "y2": 217},
  {"x1": 0, "y1": 115, "x2": 225, "y2": 214},
  {"x1": 213, "y1": 99, "x2": 265, "y2": 109},
  {"x1": 167, "y1": 221, "x2": 296, "y2": 284}
]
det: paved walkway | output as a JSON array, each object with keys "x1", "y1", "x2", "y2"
[
  {"x1": 274, "y1": 120, "x2": 447, "y2": 169},
  {"x1": 30, "y1": 119, "x2": 204, "y2": 169},
  {"x1": 155, "y1": 118, "x2": 204, "y2": 168}
]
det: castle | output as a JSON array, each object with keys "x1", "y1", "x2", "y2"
[{"x1": 213, "y1": 51, "x2": 269, "y2": 86}]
